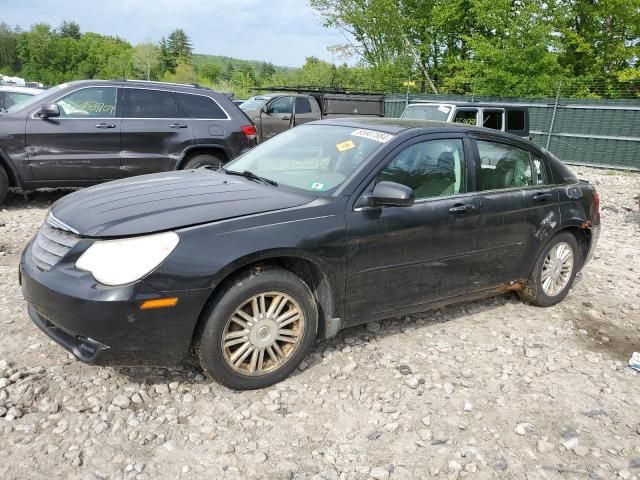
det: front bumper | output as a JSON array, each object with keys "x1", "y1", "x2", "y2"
[{"x1": 20, "y1": 242, "x2": 212, "y2": 367}]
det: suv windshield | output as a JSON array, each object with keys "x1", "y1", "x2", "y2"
[
  {"x1": 239, "y1": 96, "x2": 269, "y2": 111},
  {"x1": 5, "y1": 85, "x2": 61, "y2": 114},
  {"x1": 225, "y1": 124, "x2": 392, "y2": 192},
  {"x1": 401, "y1": 104, "x2": 451, "y2": 121}
]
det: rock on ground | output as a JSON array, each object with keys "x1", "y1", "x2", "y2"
[{"x1": 0, "y1": 167, "x2": 639, "y2": 479}]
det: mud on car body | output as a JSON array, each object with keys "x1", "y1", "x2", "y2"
[{"x1": 20, "y1": 118, "x2": 600, "y2": 390}]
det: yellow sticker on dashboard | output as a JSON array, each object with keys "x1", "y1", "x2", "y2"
[{"x1": 336, "y1": 140, "x2": 356, "y2": 152}]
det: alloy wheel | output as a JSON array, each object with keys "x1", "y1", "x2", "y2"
[
  {"x1": 221, "y1": 292, "x2": 304, "y2": 376},
  {"x1": 541, "y1": 241, "x2": 574, "y2": 296}
]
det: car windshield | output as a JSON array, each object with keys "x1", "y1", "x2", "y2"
[
  {"x1": 224, "y1": 124, "x2": 393, "y2": 193},
  {"x1": 5, "y1": 85, "x2": 61, "y2": 114},
  {"x1": 402, "y1": 104, "x2": 451, "y2": 121},
  {"x1": 239, "y1": 96, "x2": 269, "y2": 111}
]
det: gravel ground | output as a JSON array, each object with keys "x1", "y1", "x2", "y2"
[{"x1": 0, "y1": 166, "x2": 639, "y2": 480}]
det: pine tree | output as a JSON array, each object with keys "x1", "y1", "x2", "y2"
[
  {"x1": 167, "y1": 29, "x2": 192, "y2": 65},
  {"x1": 59, "y1": 20, "x2": 81, "y2": 40}
]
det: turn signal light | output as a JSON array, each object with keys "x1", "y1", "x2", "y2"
[{"x1": 140, "y1": 298, "x2": 179, "y2": 310}]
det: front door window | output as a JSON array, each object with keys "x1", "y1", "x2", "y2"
[
  {"x1": 377, "y1": 139, "x2": 465, "y2": 198},
  {"x1": 56, "y1": 87, "x2": 117, "y2": 118}
]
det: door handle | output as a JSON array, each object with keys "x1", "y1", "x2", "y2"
[
  {"x1": 170, "y1": 123, "x2": 188, "y2": 129},
  {"x1": 95, "y1": 123, "x2": 116, "y2": 129},
  {"x1": 533, "y1": 192, "x2": 553, "y2": 201},
  {"x1": 449, "y1": 204, "x2": 476, "y2": 214}
]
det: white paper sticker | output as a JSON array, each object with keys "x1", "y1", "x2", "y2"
[
  {"x1": 351, "y1": 129, "x2": 393, "y2": 143},
  {"x1": 437, "y1": 105, "x2": 451, "y2": 114}
]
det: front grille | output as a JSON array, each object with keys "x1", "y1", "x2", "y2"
[{"x1": 32, "y1": 221, "x2": 80, "y2": 271}]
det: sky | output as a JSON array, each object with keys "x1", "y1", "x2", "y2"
[{"x1": 0, "y1": 0, "x2": 351, "y2": 67}]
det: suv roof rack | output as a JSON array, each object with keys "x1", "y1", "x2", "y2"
[
  {"x1": 254, "y1": 86, "x2": 385, "y2": 96},
  {"x1": 114, "y1": 79, "x2": 210, "y2": 90}
]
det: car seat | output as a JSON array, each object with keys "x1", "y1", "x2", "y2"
[{"x1": 414, "y1": 151, "x2": 456, "y2": 197}]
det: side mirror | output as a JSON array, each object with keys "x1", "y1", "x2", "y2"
[
  {"x1": 367, "y1": 181, "x2": 415, "y2": 208},
  {"x1": 39, "y1": 103, "x2": 60, "y2": 118}
]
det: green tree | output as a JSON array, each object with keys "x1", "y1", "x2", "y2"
[
  {"x1": 158, "y1": 36, "x2": 175, "y2": 73},
  {"x1": 59, "y1": 20, "x2": 81, "y2": 40},
  {"x1": 198, "y1": 62, "x2": 220, "y2": 83},
  {"x1": 0, "y1": 23, "x2": 19, "y2": 73},
  {"x1": 164, "y1": 61, "x2": 196, "y2": 83},
  {"x1": 167, "y1": 29, "x2": 193, "y2": 65},
  {"x1": 132, "y1": 42, "x2": 160, "y2": 80}
]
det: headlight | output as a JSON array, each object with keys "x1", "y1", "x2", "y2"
[{"x1": 75, "y1": 232, "x2": 180, "y2": 286}]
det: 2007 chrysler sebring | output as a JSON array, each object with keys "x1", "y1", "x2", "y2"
[{"x1": 20, "y1": 118, "x2": 600, "y2": 390}]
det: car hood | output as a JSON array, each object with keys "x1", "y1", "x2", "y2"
[{"x1": 50, "y1": 169, "x2": 313, "y2": 237}]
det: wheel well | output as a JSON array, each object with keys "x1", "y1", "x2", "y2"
[
  {"x1": 179, "y1": 147, "x2": 228, "y2": 169},
  {"x1": 191, "y1": 257, "x2": 336, "y2": 348},
  {"x1": 0, "y1": 156, "x2": 18, "y2": 187},
  {"x1": 560, "y1": 226, "x2": 591, "y2": 264}
]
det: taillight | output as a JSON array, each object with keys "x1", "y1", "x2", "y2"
[
  {"x1": 593, "y1": 190, "x2": 600, "y2": 212},
  {"x1": 241, "y1": 125, "x2": 257, "y2": 141}
]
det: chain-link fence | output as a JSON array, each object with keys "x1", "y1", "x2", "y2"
[{"x1": 385, "y1": 93, "x2": 640, "y2": 170}]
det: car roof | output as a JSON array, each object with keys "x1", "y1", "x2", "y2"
[
  {"x1": 309, "y1": 116, "x2": 474, "y2": 134},
  {"x1": 0, "y1": 86, "x2": 43, "y2": 94},
  {"x1": 309, "y1": 116, "x2": 538, "y2": 146},
  {"x1": 55, "y1": 79, "x2": 219, "y2": 95},
  {"x1": 406, "y1": 101, "x2": 528, "y2": 109}
]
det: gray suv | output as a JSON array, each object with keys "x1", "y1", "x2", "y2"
[{"x1": 0, "y1": 80, "x2": 257, "y2": 203}]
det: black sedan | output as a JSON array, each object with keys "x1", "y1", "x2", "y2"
[{"x1": 20, "y1": 118, "x2": 600, "y2": 390}]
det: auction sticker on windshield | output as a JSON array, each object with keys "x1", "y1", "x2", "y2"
[
  {"x1": 336, "y1": 140, "x2": 356, "y2": 152},
  {"x1": 351, "y1": 129, "x2": 393, "y2": 143}
]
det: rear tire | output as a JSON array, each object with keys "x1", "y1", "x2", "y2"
[
  {"x1": 182, "y1": 154, "x2": 224, "y2": 170},
  {"x1": 0, "y1": 166, "x2": 8, "y2": 205},
  {"x1": 197, "y1": 267, "x2": 318, "y2": 390},
  {"x1": 519, "y1": 232, "x2": 580, "y2": 307}
]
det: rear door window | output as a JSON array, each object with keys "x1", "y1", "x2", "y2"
[
  {"x1": 476, "y1": 140, "x2": 534, "y2": 190},
  {"x1": 453, "y1": 109, "x2": 477, "y2": 126},
  {"x1": 125, "y1": 88, "x2": 179, "y2": 118},
  {"x1": 177, "y1": 93, "x2": 227, "y2": 119},
  {"x1": 482, "y1": 110, "x2": 503, "y2": 130}
]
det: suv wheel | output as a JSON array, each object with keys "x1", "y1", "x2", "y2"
[
  {"x1": 197, "y1": 267, "x2": 318, "y2": 390},
  {"x1": 0, "y1": 166, "x2": 8, "y2": 204},
  {"x1": 519, "y1": 232, "x2": 580, "y2": 307},
  {"x1": 183, "y1": 154, "x2": 224, "y2": 170}
]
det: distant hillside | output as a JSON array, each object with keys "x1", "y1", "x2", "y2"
[{"x1": 193, "y1": 53, "x2": 294, "y2": 74}]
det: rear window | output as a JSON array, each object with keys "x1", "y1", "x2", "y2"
[
  {"x1": 507, "y1": 110, "x2": 526, "y2": 131},
  {"x1": 178, "y1": 93, "x2": 228, "y2": 119},
  {"x1": 125, "y1": 89, "x2": 179, "y2": 118}
]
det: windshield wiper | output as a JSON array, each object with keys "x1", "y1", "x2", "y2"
[{"x1": 223, "y1": 169, "x2": 278, "y2": 187}]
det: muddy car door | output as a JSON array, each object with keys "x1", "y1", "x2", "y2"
[
  {"x1": 260, "y1": 96, "x2": 294, "y2": 140},
  {"x1": 346, "y1": 135, "x2": 481, "y2": 321},
  {"x1": 25, "y1": 85, "x2": 122, "y2": 180},
  {"x1": 293, "y1": 96, "x2": 319, "y2": 127},
  {"x1": 469, "y1": 135, "x2": 559, "y2": 289}
]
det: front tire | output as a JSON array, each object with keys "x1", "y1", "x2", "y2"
[
  {"x1": 519, "y1": 232, "x2": 580, "y2": 307},
  {"x1": 0, "y1": 166, "x2": 8, "y2": 204},
  {"x1": 197, "y1": 267, "x2": 318, "y2": 390},
  {"x1": 182, "y1": 154, "x2": 224, "y2": 170}
]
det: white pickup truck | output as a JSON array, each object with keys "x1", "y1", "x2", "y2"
[{"x1": 401, "y1": 101, "x2": 530, "y2": 137}]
